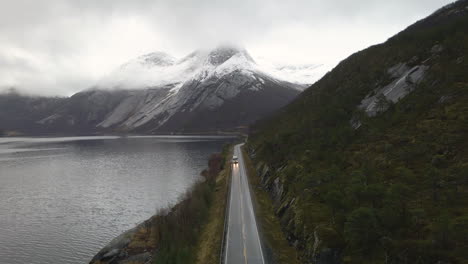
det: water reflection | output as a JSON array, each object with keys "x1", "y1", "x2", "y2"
[{"x1": 0, "y1": 136, "x2": 233, "y2": 264}]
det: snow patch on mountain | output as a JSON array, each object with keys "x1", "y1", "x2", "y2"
[
  {"x1": 92, "y1": 46, "x2": 307, "y2": 131},
  {"x1": 97, "y1": 46, "x2": 325, "y2": 94},
  {"x1": 98, "y1": 54, "x2": 184, "y2": 91},
  {"x1": 254, "y1": 57, "x2": 331, "y2": 87},
  {"x1": 98, "y1": 47, "x2": 257, "y2": 93}
]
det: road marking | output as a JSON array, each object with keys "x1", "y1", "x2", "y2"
[
  {"x1": 239, "y1": 152, "x2": 248, "y2": 264},
  {"x1": 238, "y1": 145, "x2": 265, "y2": 264},
  {"x1": 224, "y1": 144, "x2": 265, "y2": 264}
]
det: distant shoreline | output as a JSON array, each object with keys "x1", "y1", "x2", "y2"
[{"x1": 0, "y1": 131, "x2": 244, "y2": 138}]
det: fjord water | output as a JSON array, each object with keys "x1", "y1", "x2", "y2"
[{"x1": 0, "y1": 136, "x2": 233, "y2": 264}]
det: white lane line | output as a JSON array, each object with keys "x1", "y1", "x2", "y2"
[
  {"x1": 239, "y1": 155, "x2": 248, "y2": 264},
  {"x1": 239, "y1": 144, "x2": 265, "y2": 264}
]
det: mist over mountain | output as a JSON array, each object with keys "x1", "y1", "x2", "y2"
[
  {"x1": 96, "y1": 45, "x2": 319, "y2": 91},
  {"x1": 0, "y1": 0, "x2": 452, "y2": 96},
  {"x1": 0, "y1": 46, "x2": 304, "y2": 135},
  {"x1": 1, "y1": 1, "x2": 466, "y2": 264}
]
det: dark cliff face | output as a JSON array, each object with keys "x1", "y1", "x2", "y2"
[
  {"x1": 0, "y1": 89, "x2": 135, "y2": 135},
  {"x1": 0, "y1": 76, "x2": 299, "y2": 136},
  {"x1": 137, "y1": 72, "x2": 300, "y2": 134},
  {"x1": 45, "y1": 90, "x2": 132, "y2": 133},
  {"x1": 247, "y1": 1, "x2": 468, "y2": 263}
]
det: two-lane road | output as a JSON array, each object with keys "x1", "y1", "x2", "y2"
[{"x1": 224, "y1": 144, "x2": 265, "y2": 264}]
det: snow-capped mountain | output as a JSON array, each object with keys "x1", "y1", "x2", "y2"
[
  {"x1": 254, "y1": 57, "x2": 330, "y2": 86},
  {"x1": 97, "y1": 46, "x2": 298, "y2": 91},
  {"x1": 34, "y1": 45, "x2": 303, "y2": 134},
  {"x1": 98, "y1": 48, "x2": 327, "y2": 91}
]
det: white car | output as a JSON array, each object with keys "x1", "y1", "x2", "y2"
[{"x1": 232, "y1": 155, "x2": 238, "y2": 164}]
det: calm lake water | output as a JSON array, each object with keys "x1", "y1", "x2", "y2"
[{"x1": 0, "y1": 136, "x2": 234, "y2": 264}]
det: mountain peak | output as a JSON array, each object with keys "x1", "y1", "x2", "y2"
[
  {"x1": 135, "y1": 51, "x2": 176, "y2": 67},
  {"x1": 206, "y1": 45, "x2": 255, "y2": 65},
  {"x1": 99, "y1": 45, "x2": 324, "y2": 92}
]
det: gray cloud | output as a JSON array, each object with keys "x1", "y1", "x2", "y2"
[{"x1": 0, "y1": 0, "x2": 454, "y2": 95}]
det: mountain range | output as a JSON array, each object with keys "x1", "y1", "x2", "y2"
[
  {"x1": 2, "y1": 0, "x2": 467, "y2": 263},
  {"x1": 0, "y1": 46, "x2": 317, "y2": 135}
]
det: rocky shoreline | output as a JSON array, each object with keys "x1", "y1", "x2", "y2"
[
  {"x1": 89, "y1": 152, "x2": 225, "y2": 264},
  {"x1": 90, "y1": 215, "x2": 157, "y2": 264}
]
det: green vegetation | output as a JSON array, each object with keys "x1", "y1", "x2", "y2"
[
  {"x1": 154, "y1": 146, "x2": 230, "y2": 264},
  {"x1": 90, "y1": 146, "x2": 232, "y2": 264},
  {"x1": 242, "y1": 147, "x2": 301, "y2": 264},
  {"x1": 247, "y1": 1, "x2": 468, "y2": 263},
  {"x1": 194, "y1": 147, "x2": 232, "y2": 264}
]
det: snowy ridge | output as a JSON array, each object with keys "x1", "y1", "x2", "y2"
[
  {"x1": 92, "y1": 45, "x2": 305, "y2": 131},
  {"x1": 256, "y1": 62, "x2": 330, "y2": 86},
  {"x1": 98, "y1": 46, "x2": 253, "y2": 92},
  {"x1": 98, "y1": 46, "x2": 322, "y2": 93},
  {"x1": 34, "y1": 45, "x2": 304, "y2": 133}
]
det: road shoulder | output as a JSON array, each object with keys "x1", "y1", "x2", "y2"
[
  {"x1": 195, "y1": 147, "x2": 232, "y2": 264},
  {"x1": 241, "y1": 146, "x2": 301, "y2": 264}
]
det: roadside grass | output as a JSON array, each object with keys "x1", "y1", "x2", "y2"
[
  {"x1": 241, "y1": 146, "x2": 301, "y2": 264},
  {"x1": 194, "y1": 147, "x2": 232, "y2": 264},
  {"x1": 93, "y1": 145, "x2": 232, "y2": 264},
  {"x1": 152, "y1": 146, "x2": 230, "y2": 264}
]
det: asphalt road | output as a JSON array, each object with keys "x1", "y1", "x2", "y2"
[{"x1": 224, "y1": 144, "x2": 265, "y2": 264}]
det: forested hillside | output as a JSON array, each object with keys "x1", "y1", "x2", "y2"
[{"x1": 247, "y1": 1, "x2": 468, "y2": 263}]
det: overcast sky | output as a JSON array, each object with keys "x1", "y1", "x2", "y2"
[{"x1": 0, "y1": 0, "x2": 454, "y2": 96}]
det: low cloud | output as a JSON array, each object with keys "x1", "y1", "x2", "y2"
[{"x1": 0, "y1": 0, "x2": 454, "y2": 95}]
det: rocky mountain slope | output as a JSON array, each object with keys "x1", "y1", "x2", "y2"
[
  {"x1": 0, "y1": 46, "x2": 306, "y2": 135},
  {"x1": 93, "y1": 46, "x2": 303, "y2": 133},
  {"x1": 0, "y1": 91, "x2": 67, "y2": 135},
  {"x1": 247, "y1": 1, "x2": 468, "y2": 263}
]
